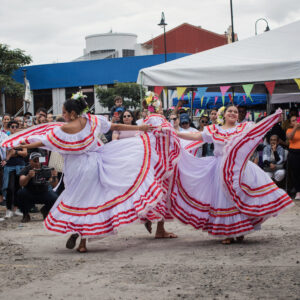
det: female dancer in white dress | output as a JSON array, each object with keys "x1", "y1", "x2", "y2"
[
  {"x1": 139, "y1": 93, "x2": 179, "y2": 238},
  {"x1": 175, "y1": 105, "x2": 293, "y2": 244},
  {"x1": 2, "y1": 93, "x2": 179, "y2": 252}
]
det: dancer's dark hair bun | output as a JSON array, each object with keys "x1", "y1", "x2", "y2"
[{"x1": 64, "y1": 98, "x2": 88, "y2": 115}]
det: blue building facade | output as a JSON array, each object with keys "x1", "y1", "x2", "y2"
[{"x1": 8, "y1": 53, "x2": 189, "y2": 115}]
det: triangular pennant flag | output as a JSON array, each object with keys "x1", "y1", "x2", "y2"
[
  {"x1": 204, "y1": 97, "x2": 210, "y2": 107},
  {"x1": 197, "y1": 87, "x2": 208, "y2": 100},
  {"x1": 243, "y1": 95, "x2": 246, "y2": 103},
  {"x1": 214, "y1": 96, "x2": 218, "y2": 105},
  {"x1": 164, "y1": 88, "x2": 169, "y2": 101},
  {"x1": 192, "y1": 91, "x2": 196, "y2": 103},
  {"x1": 200, "y1": 109, "x2": 205, "y2": 117},
  {"x1": 154, "y1": 86, "x2": 164, "y2": 96},
  {"x1": 294, "y1": 78, "x2": 300, "y2": 90},
  {"x1": 228, "y1": 93, "x2": 233, "y2": 103},
  {"x1": 200, "y1": 96, "x2": 204, "y2": 107},
  {"x1": 195, "y1": 109, "x2": 200, "y2": 116},
  {"x1": 264, "y1": 81, "x2": 276, "y2": 96},
  {"x1": 242, "y1": 84, "x2": 254, "y2": 102},
  {"x1": 187, "y1": 91, "x2": 191, "y2": 102},
  {"x1": 220, "y1": 86, "x2": 231, "y2": 106},
  {"x1": 177, "y1": 87, "x2": 187, "y2": 100}
]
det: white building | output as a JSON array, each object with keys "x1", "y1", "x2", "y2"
[{"x1": 75, "y1": 32, "x2": 152, "y2": 61}]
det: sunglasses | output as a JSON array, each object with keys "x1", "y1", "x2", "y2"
[
  {"x1": 123, "y1": 115, "x2": 132, "y2": 118},
  {"x1": 201, "y1": 120, "x2": 208, "y2": 124},
  {"x1": 10, "y1": 125, "x2": 18, "y2": 129},
  {"x1": 181, "y1": 122, "x2": 189, "y2": 125},
  {"x1": 170, "y1": 118, "x2": 177, "y2": 121}
]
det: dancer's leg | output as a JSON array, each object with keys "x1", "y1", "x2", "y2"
[
  {"x1": 77, "y1": 239, "x2": 87, "y2": 253},
  {"x1": 155, "y1": 221, "x2": 177, "y2": 238}
]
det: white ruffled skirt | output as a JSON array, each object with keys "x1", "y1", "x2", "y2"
[{"x1": 171, "y1": 123, "x2": 294, "y2": 238}]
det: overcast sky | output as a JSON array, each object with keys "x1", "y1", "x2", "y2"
[{"x1": 1, "y1": 0, "x2": 300, "y2": 65}]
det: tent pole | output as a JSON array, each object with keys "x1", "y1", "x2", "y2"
[
  {"x1": 139, "y1": 73, "x2": 144, "y2": 111},
  {"x1": 190, "y1": 89, "x2": 193, "y2": 119}
]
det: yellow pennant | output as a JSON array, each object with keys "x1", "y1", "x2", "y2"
[
  {"x1": 201, "y1": 96, "x2": 204, "y2": 107},
  {"x1": 163, "y1": 88, "x2": 168, "y2": 98},
  {"x1": 294, "y1": 78, "x2": 300, "y2": 90},
  {"x1": 177, "y1": 87, "x2": 187, "y2": 100}
]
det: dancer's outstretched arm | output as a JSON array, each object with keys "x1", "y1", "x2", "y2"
[
  {"x1": 17, "y1": 141, "x2": 45, "y2": 149},
  {"x1": 177, "y1": 131, "x2": 203, "y2": 141},
  {"x1": 111, "y1": 123, "x2": 152, "y2": 132}
]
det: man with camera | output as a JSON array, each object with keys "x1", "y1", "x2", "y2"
[{"x1": 17, "y1": 152, "x2": 58, "y2": 222}]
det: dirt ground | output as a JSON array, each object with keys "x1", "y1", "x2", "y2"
[{"x1": 0, "y1": 201, "x2": 299, "y2": 300}]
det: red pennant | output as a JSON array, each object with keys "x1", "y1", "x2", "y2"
[
  {"x1": 264, "y1": 81, "x2": 276, "y2": 96},
  {"x1": 154, "y1": 86, "x2": 164, "y2": 96},
  {"x1": 214, "y1": 96, "x2": 218, "y2": 105},
  {"x1": 243, "y1": 95, "x2": 246, "y2": 103},
  {"x1": 228, "y1": 93, "x2": 233, "y2": 103},
  {"x1": 192, "y1": 91, "x2": 196, "y2": 104}
]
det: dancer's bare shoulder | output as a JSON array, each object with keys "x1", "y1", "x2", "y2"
[{"x1": 61, "y1": 118, "x2": 87, "y2": 134}]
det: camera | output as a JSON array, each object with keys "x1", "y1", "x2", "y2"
[{"x1": 33, "y1": 167, "x2": 52, "y2": 185}]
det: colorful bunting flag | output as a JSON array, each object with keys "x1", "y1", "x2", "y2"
[
  {"x1": 200, "y1": 96, "x2": 204, "y2": 107},
  {"x1": 197, "y1": 87, "x2": 208, "y2": 100},
  {"x1": 187, "y1": 92, "x2": 191, "y2": 102},
  {"x1": 204, "y1": 97, "x2": 210, "y2": 107},
  {"x1": 154, "y1": 86, "x2": 164, "y2": 96},
  {"x1": 220, "y1": 86, "x2": 231, "y2": 106},
  {"x1": 164, "y1": 88, "x2": 169, "y2": 100},
  {"x1": 243, "y1": 95, "x2": 246, "y2": 103},
  {"x1": 264, "y1": 81, "x2": 276, "y2": 96},
  {"x1": 294, "y1": 78, "x2": 300, "y2": 90},
  {"x1": 228, "y1": 93, "x2": 233, "y2": 103},
  {"x1": 192, "y1": 91, "x2": 196, "y2": 104},
  {"x1": 195, "y1": 109, "x2": 200, "y2": 116},
  {"x1": 242, "y1": 84, "x2": 254, "y2": 102},
  {"x1": 177, "y1": 87, "x2": 186, "y2": 100},
  {"x1": 214, "y1": 96, "x2": 218, "y2": 105}
]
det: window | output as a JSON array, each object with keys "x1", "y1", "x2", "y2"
[
  {"x1": 122, "y1": 49, "x2": 135, "y2": 57},
  {"x1": 33, "y1": 89, "x2": 52, "y2": 113}
]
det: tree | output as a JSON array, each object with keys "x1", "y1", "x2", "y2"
[
  {"x1": 96, "y1": 82, "x2": 145, "y2": 110},
  {"x1": 0, "y1": 44, "x2": 32, "y2": 98}
]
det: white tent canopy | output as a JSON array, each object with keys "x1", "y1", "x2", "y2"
[{"x1": 137, "y1": 20, "x2": 300, "y2": 87}]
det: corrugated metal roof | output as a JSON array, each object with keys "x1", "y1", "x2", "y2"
[{"x1": 13, "y1": 53, "x2": 189, "y2": 90}]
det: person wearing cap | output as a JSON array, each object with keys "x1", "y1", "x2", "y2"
[
  {"x1": 16, "y1": 152, "x2": 58, "y2": 222},
  {"x1": 179, "y1": 113, "x2": 198, "y2": 132}
]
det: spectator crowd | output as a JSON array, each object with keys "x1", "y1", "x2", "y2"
[{"x1": 0, "y1": 96, "x2": 299, "y2": 223}]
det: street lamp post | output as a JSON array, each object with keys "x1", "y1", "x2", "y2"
[
  {"x1": 158, "y1": 12, "x2": 167, "y2": 63},
  {"x1": 158, "y1": 12, "x2": 168, "y2": 109},
  {"x1": 230, "y1": 0, "x2": 235, "y2": 43},
  {"x1": 255, "y1": 18, "x2": 270, "y2": 35}
]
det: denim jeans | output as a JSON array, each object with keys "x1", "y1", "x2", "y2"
[{"x1": 2, "y1": 165, "x2": 24, "y2": 198}]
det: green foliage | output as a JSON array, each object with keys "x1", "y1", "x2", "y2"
[
  {"x1": 95, "y1": 82, "x2": 145, "y2": 110},
  {"x1": 0, "y1": 44, "x2": 32, "y2": 97}
]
